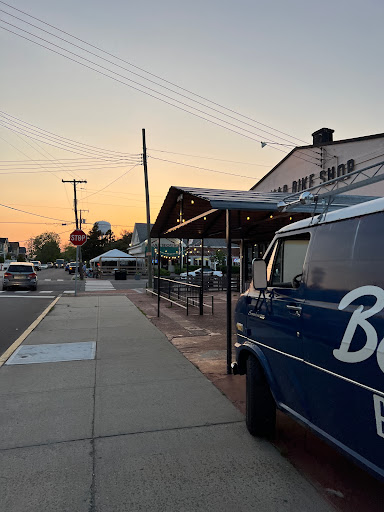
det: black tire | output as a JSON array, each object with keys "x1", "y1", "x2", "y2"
[
  {"x1": 31, "y1": 286, "x2": 37, "y2": 291},
  {"x1": 246, "y1": 355, "x2": 276, "y2": 437}
]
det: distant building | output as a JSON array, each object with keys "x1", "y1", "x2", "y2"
[
  {"x1": 187, "y1": 238, "x2": 240, "y2": 268},
  {"x1": 128, "y1": 223, "x2": 180, "y2": 269},
  {"x1": 9, "y1": 242, "x2": 20, "y2": 259},
  {"x1": 0, "y1": 238, "x2": 9, "y2": 259}
]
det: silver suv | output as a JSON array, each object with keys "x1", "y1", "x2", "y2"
[{"x1": 3, "y1": 262, "x2": 38, "y2": 291}]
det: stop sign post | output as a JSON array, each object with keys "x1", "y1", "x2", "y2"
[
  {"x1": 70, "y1": 229, "x2": 87, "y2": 246},
  {"x1": 69, "y1": 229, "x2": 87, "y2": 297}
]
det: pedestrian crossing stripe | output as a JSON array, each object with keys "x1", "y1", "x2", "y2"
[{"x1": 39, "y1": 291, "x2": 53, "y2": 293}]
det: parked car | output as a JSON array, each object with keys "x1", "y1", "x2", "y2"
[
  {"x1": 3, "y1": 262, "x2": 37, "y2": 291},
  {"x1": 47, "y1": 262, "x2": 54, "y2": 268},
  {"x1": 68, "y1": 262, "x2": 78, "y2": 275},
  {"x1": 232, "y1": 197, "x2": 384, "y2": 480},
  {"x1": 30, "y1": 260, "x2": 42, "y2": 271},
  {"x1": 180, "y1": 268, "x2": 223, "y2": 279}
]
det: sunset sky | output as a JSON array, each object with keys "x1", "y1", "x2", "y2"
[{"x1": 1, "y1": 0, "x2": 384, "y2": 248}]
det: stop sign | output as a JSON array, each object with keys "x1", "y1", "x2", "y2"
[{"x1": 70, "y1": 229, "x2": 87, "y2": 246}]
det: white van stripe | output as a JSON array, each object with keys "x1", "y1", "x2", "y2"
[{"x1": 238, "y1": 333, "x2": 384, "y2": 397}]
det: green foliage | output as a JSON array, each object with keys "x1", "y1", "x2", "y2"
[
  {"x1": 214, "y1": 249, "x2": 226, "y2": 266},
  {"x1": 29, "y1": 232, "x2": 61, "y2": 263},
  {"x1": 6, "y1": 252, "x2": 12, "y2": 259},
  {"x1": 61, "y1": 244, "x2": 76, "y2": 262},
  {"x1": 110, "y1": 230, "x2": 133, "y2": 252},
  {"x1": 17, "y1": 254, "x2": 26, "y2": 262},
  {"x1": 0, "y1": 255, "x2": 4, "y2": 263},
  {"x1": 82, "y1": 224, "x2": 132, "y2": 261},
  {"x1": 159, "y1": 268, "x2": 170, "y2": 276}
]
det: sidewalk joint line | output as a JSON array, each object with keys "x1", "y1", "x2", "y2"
[{"x1": 0, "y1": 420, "x2": 245, "y2": 453}]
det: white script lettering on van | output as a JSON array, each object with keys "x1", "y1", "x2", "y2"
[
  {"x1": 373, "y1": 394, "x2": 384, "y2": 438},
  {"x1": 333, "y1": 285, "x2": 384, "y2": 372}
]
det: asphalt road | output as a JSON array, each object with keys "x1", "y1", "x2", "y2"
[{"x1": 0, "y1": 267, "x2": 82, "y2": 357}]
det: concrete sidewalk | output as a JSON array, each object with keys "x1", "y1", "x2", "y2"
[{"x1": 0, "y1": 296, "x2": 334, "y2": 512}]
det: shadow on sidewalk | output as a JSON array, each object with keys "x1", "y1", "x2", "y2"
[{"x1": 126, "y1": 288, "x2": 384, "y2": 512}]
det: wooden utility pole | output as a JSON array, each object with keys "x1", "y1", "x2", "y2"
[
  {"x1": 62, "y1": 179, "x2": 87, "y2": 294},
  {"x1": 142, "y1": 129, "x2": 153, "y2": 288}
]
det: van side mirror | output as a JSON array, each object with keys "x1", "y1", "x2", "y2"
[{"x1": 252, "y1": 259, "x2": 267, "y2": 289}]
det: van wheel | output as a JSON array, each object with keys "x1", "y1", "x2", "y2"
[{"x1": 246, "y1": 355, "x2": 276, "y2": 437}]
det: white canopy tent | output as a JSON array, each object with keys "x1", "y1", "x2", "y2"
[{"x1": 90, "y1": 249, "x2": 145, "y2": 275}]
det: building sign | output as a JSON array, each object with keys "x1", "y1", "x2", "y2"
[{"x1": 271, "y1": 159, "x2": 355, "y2": 193}]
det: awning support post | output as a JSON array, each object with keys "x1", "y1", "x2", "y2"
[
  {"x1": 239, "y1": 238, "x2": 244, "y2": 294},
  {"x1": 226, "y1": 209, "x2": 232, "y2": 374},
  {"x1": 157, "y1": 236, "x2": 161, "y2": 317},
  {"x1": 200, "y1": 238, "x2": 204, "y2": 315}
]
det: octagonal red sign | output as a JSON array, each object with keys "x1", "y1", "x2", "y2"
[{"x1": 70, "y1": 229, "x2": 87, "y2": 246}]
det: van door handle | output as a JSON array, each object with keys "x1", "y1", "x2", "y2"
[{"x1": 286, "y1": 304, "x2": 302, "y2": 317}]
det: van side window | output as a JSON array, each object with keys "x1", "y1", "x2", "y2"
[{"x1": 270, "y1": 234, "x2": 310, "y2": 287}]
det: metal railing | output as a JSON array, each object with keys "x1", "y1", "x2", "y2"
[
  {"x1": 150, "y1": 276, "x2": 214, "y2": 315},
  {"x1": 179, "y1": 274, "x2": 240, "y2": 292}
]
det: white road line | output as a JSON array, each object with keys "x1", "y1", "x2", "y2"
[
  {"x1": 39, "y1": 290, "x2": 53, "y2": 294},
  {"x1": 0, "y1": 295, "x2": 53, "y2": 299},
  {"x1": 63, "y1": 290, "x2": 75, "y2": 294},
  {"x1": 15, "y1": 290, "x2": 30, "y2": 293},
  {"x1": 44, "y1": 279, "x2": 52, "y2": 281},
  {"x1": 57, "y1": 279, "x2": 64, "y2": 281}
]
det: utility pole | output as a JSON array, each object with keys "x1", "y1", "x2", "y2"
[
  {"x1": 142, "y1": 129, "x2": 153, "y2": 288},
  {"x1": 79, "y1": 209, "x2": 89, "y2": 280},
  {"x1": 62, "y1": 179, "x2": 87, "y2": 295}
]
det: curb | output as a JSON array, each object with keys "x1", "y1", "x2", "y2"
[{"x1": 0, "y1": 294, "x2": 62, "y2": 368}]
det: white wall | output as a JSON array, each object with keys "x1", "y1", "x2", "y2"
[{"x1": 253, "y1": 136, "x2": 384, "y2": 197}]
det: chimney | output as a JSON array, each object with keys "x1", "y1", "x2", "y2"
[{"x1": 312, "y1": 128, "x2": 334, "y2": 146}]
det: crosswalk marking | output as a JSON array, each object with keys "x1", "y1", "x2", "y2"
[
  {"x1": 85, "y1": 280, "x2": 115, "y2": 292},
  {"x1": 44, "y1": 279, "x2": 52, "y2": 281},
  {"x1": 15, "y1": 290, "x2": 30, "y2": 293},
  {"x1": 57, "y1": 279, "x2": 64, "y2": 281},
  {"x1": 39, "y1": 290, "x2": 53, "y2": 294}
]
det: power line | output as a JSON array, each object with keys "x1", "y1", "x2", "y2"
[
  {"x1": 81, "y1": 163, "x2": 140, "y2": 200},
  {"x1": 0, "y1": 22, "x2": 320, "y2": 167},
  {"x1": 0, "y1": 202, "x2": 73, "y2": 222},
  {"x1": 148, "y1": 148, "x2": 270, "y2": 166},
  {"x1": 0, "y1": 0, "x2": 310, "y2": 146},
  {"x1": 0, "y1": 111, "x2": 139, "y2": 158},
  {"x1": 149, "y1": 156, "x2": 257, "y2": 179},
  {"x1": 0, "y1": 112, "x2": 141, "y2": 161}
]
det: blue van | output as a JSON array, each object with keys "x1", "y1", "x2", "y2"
[{"x1": 233, "y1": 197, "x2": 384, "y2": 479}]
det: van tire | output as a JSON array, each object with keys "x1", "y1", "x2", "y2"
[{"x1": 246, "y1": 355, "x2": 276, "y2": 437}]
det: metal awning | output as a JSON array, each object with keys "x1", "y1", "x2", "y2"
[{"x1": 151, "y1": 186, "x2": 378, "y2": 239}]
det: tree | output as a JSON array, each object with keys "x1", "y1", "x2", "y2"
[
  {"x1": 214, "y1": 249, "x2": 226, "y2": 267},
  {"x1": 82, "y1": 223, "x2": 115, "y2": 261},
  {"x1": 61, "y1": 244, "x2": 76, "y2": 262},
  {"x1": 17, "y1": 254, "x2": 26, "y2": 262},
  {"x1": 30, "y1": 232, "x2": 61, "y2": 263},
  {"x1": 110, "y1": 230, "x2": 132, "y2": 252}
]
